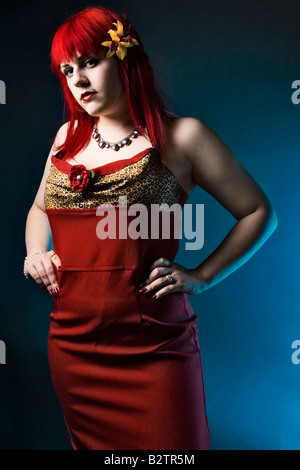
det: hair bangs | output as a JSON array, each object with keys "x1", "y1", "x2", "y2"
[{"x1": 51, "y1": 13, "x2": 112, "y2": 72}]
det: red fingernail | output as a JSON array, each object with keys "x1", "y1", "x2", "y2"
[
  {"x1": 139, "y1": 282, "x2": 146, "y2": 289},
  {"x1": 139, "y1": 287, "x2": 147, "y2": 293},
  {"x1": 151, "y1": 294, "x2": 157, "y2": 300},
  {"x1": 58, "y1": 266, "x2": 62, "y2": 271}
]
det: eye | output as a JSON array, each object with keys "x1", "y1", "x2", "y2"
[
  {"x1": 62, "y1": 67, "x2": 73, "y2": 77},
  {"x1": 83, "y1": 58, "x2": 99, "y2": 68}
]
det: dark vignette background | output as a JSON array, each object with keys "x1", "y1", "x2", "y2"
[{"x1": 0, "y1": 0, "x2": 299, "y2": 450}]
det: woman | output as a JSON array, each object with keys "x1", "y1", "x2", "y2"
[{"x1": 24, "y1": 6, "x2": 277, "y2": 450}]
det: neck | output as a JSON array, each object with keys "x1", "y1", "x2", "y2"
[
  {"x1": 95, "y1": 96, "x2": 137, "y2": 140},
  {"x1": 97, "y1": 115, "x2": 136, "y2": 133}
]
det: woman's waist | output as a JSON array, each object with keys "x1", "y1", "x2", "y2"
[{"x1": 46, "y1": 207, "x2": 180, "y2": 271}]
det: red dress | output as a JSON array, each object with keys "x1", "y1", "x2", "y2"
[{"x1": 44, "y1": 146, "x2": 210, "y2": 450}]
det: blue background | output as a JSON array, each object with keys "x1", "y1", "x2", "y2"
[{"x1": 0, "y1": 0, "x2": 299, "y2": 449}]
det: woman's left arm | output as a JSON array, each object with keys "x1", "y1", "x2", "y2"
[{"x1": 140, "y1": 118, "x2": 278, "y2": 298}]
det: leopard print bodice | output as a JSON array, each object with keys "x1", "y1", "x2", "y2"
[{"x1": 44, "y1": 147, "x2": 188, "y2": 210}]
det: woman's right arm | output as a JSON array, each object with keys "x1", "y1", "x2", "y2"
[{"x1": 24, "y1": 123, "x2": 68, "y2": 294}]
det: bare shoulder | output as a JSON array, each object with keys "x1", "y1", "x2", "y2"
[
  {"x1": 33, "y1": 121, "x2": 71, "y2": 212},
  {"x1": 165, "y1": 117, "x2": 273, "y2": 221},
  {"x1": 163, "y1": 117, "x2": 223, "y2": 193},
  {"x1": 166, "y1": 116, "x2": 206, "y2": 140},
  {"x1": 52, "y1": 120, "x2": 72, "y2": 151},
  {"x1": 166, "y1": 116, "x2": 222, "y2": 156},
  {"x1": 162, "y1": 117, "x2": 205, "y2": 194},
  {"x1": 167, "y1": 116, "x2": 241, "y2": 174},
  {"x1": 165, "y1": 116, "x2": 249, "y2": 195}
]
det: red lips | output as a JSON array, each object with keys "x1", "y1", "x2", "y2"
[{"x1": 81, "y1": 91, "x2": 97, "y2": 102}]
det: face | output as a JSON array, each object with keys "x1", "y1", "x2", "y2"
[{"x1": 60, "y1": 50, "x2": 126, "y2": 117}]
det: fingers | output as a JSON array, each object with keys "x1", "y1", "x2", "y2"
[
  {"x1": 139, "y1": 257, "x2": 178, "y2": 299},
  {"x1": 28, "y1": 264, "x2": 49, "y2": 293},
  {"x1": 140, "y1": 258, "x2": 173, "y2": 289},
  {"x1": 140, "y1": 274, "x2": 178, "y2": 300},
  {"x1": 148, "y1": 257, "x2": 172, "y2": 272},
  {"x1": 140, "y1": 267, "x2": 173, "y2": 289},
  {"x1": 25, "y1": 251, "x2": 61, "y2": 295},
  {"x1": 139, "y1": 257, "x2": 203, "y2": 299},
  {"x1": 49, "y1": 251, "x2": 62, "y2": 271}
]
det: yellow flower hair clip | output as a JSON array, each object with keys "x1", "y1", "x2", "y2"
[{"x1": 101, "y1": 20, "x2": 139, "y2": 60}]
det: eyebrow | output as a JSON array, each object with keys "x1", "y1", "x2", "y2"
[
  {"x1": 59, "y1": 59, "x2": 80, "y2": 70},
  {"x1": 59, "y1": 63, "x2": 70, "y2": 70},
  {"x1": 59, "y1": 53, "x2": 97, "y2": 70}
]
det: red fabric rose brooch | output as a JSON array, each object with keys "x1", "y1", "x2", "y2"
[{"x1": 68, "y1": 165, "x2": 96, "y2": 192}]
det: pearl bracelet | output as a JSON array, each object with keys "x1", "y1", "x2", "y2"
[{"x1": 23, "y1": 251, "x2": 45, "y2": 279}]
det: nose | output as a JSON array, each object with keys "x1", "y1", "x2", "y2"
[{"x1": 72, "y1": 67, "x2": 89, "y2": 88}]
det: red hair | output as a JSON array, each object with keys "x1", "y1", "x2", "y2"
[{"x1": 50, "y1": 6, "x2": 173, "y2": 162}]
